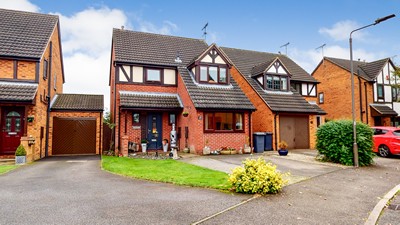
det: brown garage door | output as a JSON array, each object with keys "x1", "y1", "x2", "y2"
[
  {"x1": 52, "y1": 117, "x2": 96, "y2": 155},
  {"x1": 279, "y1": 115, "x2": 309, "y2": 149}
]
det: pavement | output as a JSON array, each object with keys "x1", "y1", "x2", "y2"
[{"x1": 0, "y1": 151, "x2": 399, "y2": 224}]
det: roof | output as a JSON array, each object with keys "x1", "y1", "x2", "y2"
[
  {"x1": 251, "y1": 58, "x2": 277, "y2": 76},
  {"x1": 370, "y1": 104, "x2": 398, "y2": 116},
  {"x1": 178, "y1": 67, "x2": 255, "y2": 110},
  {"x1": 119, "y1": 91, "x2": 183, "y2": 109},
  {"x1": 51, "y1": 94, "x2": 104, "y2": 111},
  {"x1": 221, "y1": 47, "x2": 317, "y2": 83},
  {"x1": 324, "y1": 57, "x2": 389, "y2": 81},
  {"x1": 0, "y1": 8, "x2": 59, "y2": 59},
  {"x1": 0, "y1": 81, "x2": 38, "y2": 102},
  {"x1": 112, "y1": 29, "x2": 209, "y2": 66},
  {"x1": 221, "y1": 47, "x2": 324, "y2": 114}
]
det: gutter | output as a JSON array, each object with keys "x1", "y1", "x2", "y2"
[
  {"x1": 44, "y1": 41, "x2": 52, "y2": 157},
  {"x1": 274, "y1": 113, "x2": 278, "y2": 150}
]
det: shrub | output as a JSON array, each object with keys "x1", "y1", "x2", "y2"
[
  {"x1": 15, "y1": 145, "x2": 26, "y2": 156},
  {"x1": 316, "y1": 120, "x2": 374, "y2": 166},
  {"x1": 228, "y1": 157, "x2": 287, "y2": 194}
]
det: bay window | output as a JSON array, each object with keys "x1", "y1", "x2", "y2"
[{"x1": 204, "y1": 112, "x2": 244, "y2": 132}]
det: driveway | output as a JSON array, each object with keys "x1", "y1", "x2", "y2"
[{"x1": 0, "y1": 155, "x2": 248, "y2": 225}]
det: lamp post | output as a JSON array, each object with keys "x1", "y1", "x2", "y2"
[{"x1": 349, "y1": 14, "x2": 396, "y2": 167}]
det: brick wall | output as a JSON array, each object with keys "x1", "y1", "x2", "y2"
[
  {"x1": 0, "y1": 59, "x2": 14, "y2": 79},
  {"x1": 313, "y1": 60, "x2": 374, "y2": 125}
]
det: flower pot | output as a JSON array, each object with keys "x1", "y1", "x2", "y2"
[
  {"x1": 243, "y1": 147, "x2": 251, "y2": 154},
  {"x1": 278, "y1": 149, "x2": 288, "y2": 156},
  {"x1": 15, "y1": 156, "x2": 26, "y2": 165},
  {"x1": 203, "y1": 146, "x2": 210, "y2": 155},
  {"x1": 163, "y1": 144, "x2": 169, "y2": 153},
  {"x1": 141, "y1": 143, "x2": 147, "y2": 153},
  {"x1": 182, "y1": 113, "x2": 189, "y2": 117}
]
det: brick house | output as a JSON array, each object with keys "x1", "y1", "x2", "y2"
[
  {"x1": 221, "y1": 48, "x2": 326, "y2": 150},
  {"x1": 312, "y1": 57, "x2": 399, "y2": 126},
  {"x1": 110, "y1": 29, "x2": 255, "y2": 155},
  {"x1": 0, "y1": 9, "x2": 103, "y2": 161}
]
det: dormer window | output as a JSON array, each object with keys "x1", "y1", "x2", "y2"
[
  {"x1": 266, "y1": 75, "x2": 288, "y2": 91},
  {"x1": 199, "y1": 65, "x2": 227, "y2": 84},
  {"x1": 253, "y1": 58, "x2": 290, "y2": 92}
]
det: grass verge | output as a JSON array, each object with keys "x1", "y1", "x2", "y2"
[
  {"x1": 102, "y1": 156, "x2": 230, "y2": 190},
  {"x1": 0, "y1": 165, "x2": 18, "y2": 175}
]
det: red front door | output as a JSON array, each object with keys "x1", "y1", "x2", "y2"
[{"x1": 1, "y1": 107, "x2": 25, "y2": 155}]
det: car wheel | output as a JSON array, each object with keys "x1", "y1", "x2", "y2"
[{"x1": 378, "y1": 145, "x2": 391, "y2": 157}]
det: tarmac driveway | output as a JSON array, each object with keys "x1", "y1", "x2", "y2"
[{"x1": 0, "y1": 155, "x2": 249, "y2": 225}]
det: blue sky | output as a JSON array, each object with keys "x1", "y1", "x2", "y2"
[{"x1": 0, "y1": 0, "x2": 399, "y2": 110}]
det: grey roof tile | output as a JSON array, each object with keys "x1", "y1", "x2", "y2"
[
  {"x1": 221, "y1": 47, "x2": 324, "y2": 114},
  {"x1": 370, "y1": 104, "x2": 398, "y2": 116},
  {"x1": 324, "y1": 57, "x2": 389, "y2": 81},
  {"x1": 0, "y1": 8, "x2": 59, "y2": 59},
  {"x1": 113, "y1": 29, "x2": 209, "y2": 66},
  {"x1": 51, "y1": 94, "x2": 104, "y2": 111},
  {"x1": 119, "y1": 91, "x2": 183, "y2": 109},
  {"x1": 0, "y1": 81, "x2": 38, "y2": 102},
  {"x1": 178, "y1": 67, "x2": 255, "y2": 110}
]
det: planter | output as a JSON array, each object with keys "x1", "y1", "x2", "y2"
[
  {"x1": 15, "y1": 156, "x2": 26, "y2": 165},
  {"x1": 141, "y1": 143, "x2": 147, "y2": 153},
  {"x1": 183, "y1": 148, "x2": 190, "y2": 153},
  {"x1": 278, "y1": 149, "x2": 288, "y2": 156},
  {"x1": 162, "y1": 144, "x2": 169, "y2": 152},
  {"x1": 243, "y1": 147, "x2": 252, "y2": 154},
  {"x1": 203, "y1": 146, "x2": 211, "y2": 155},
  {"x1": 182, "y1": 112, "x2": 189, "y2": 117},
  {"x1": 220, "y1": 150, "x2": 231, "y2": 155}
]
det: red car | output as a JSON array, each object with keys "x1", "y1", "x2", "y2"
[{"x1": 372, "y1": 126, "x2": 400, "y2": 157}]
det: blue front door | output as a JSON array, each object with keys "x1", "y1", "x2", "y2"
[{"x1": 147, "y1": 113, "x2": 162, "y2": 150}]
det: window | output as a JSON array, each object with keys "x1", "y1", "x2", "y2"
[
  {"x1": 43, "y1": 59, "x2": 48, "y2": 80},
  {"x1": 169, "y1": 113, "x2": 176, "y2": 125},
  {"x1": 265, "y1": 75, "x2": 288, "y2": 91},
  {"x1": 145, "y1": 68, "x2": 161, "y2": 82},
  {"x1": 53, "y1": 73, "x2": 57, "y2": 90},
  {"x1": 392, "y1": 87, "x2": 398, "y2": 102},
  {"x1": 204, "y1": 112, "x2": 244, "y2": 132},
  {"x1": 132, "y1": 113, "x2": 140, "y2": 124},
  {"x1": 318, "y1": 92, "x2": 324, "y2": 104},
  {"x1": 377, "y1": 84, "x2": 384, "y2": 99},
  {"x1": 198, "y1": 65, "x2": 228, "y2": 84},
  {"x1": 291, "y1": 83, "x2": 301, "y2": 93}
]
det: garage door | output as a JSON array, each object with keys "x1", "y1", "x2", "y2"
[
  {"x1": 52, "y1": 117, "x2": 96, "y2": 155},
  {"x1": 279, "y1": 115, "x2": 309, "y2": 149}
]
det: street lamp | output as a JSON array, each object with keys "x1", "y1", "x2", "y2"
[{"x1": 349, "y1": 14, "x2": 396, "y2": 167}]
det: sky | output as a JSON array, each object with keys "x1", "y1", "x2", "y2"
[{"x1": 1, "y1": 0, "x2": 399, "y2": 112}]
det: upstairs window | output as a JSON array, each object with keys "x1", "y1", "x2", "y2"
[
  {"x1": 377, "y1": 84, "x2": 384, "y2": 99},
  {"x1": 43, "y1": 59, "x2": 48, "y2": 80},
  {"x1": 265, "y1": 75, "x2": 288, "y2": 91},
  {"x1": 199, "y1": 65, "x2": 228, "y2": 84},
  {"x1": 145, "y1": 68, "x2": 162, "y2": 83}
]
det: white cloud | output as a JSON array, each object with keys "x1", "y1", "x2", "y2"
[
  {"x1": 319, "y1": 20, "x2": 366, "y2": 41},
  {"x1": 0, "y1": 0, "x2": 39, "y2": 12},
  {"x1": 290, "y1": 45, "x2": 386, "y2": 73},
  {"x1": 54, "y1": 7, "x2": 128, "y2": 56},
  {"x1": 134, "y1": 16, "x2": 178, "y2": 35}
]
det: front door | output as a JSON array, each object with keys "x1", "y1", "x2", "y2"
[
  {"x1": 147, "y1": 113, "x2": 162, "y2": 150},
  {"x1": 1, "y1": 107, "x2": 25, "y2": 155}
]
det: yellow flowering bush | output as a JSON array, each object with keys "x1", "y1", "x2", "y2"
[{"x1": 228, "y1": 157, "x2": 287, "y2": 194}]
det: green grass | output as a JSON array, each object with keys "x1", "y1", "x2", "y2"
[
  {"x1": 0, "y1": 165, "x2": 18, "y2": 175},
  {"x1": 102, "y1": 156, "x2": 230, "y2": 190}
]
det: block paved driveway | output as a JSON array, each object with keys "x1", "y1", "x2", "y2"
[{"x1": 0, "y1": 156, "x2": 249, "y2": 225}]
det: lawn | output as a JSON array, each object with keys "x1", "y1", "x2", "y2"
[
  {"x1": 102, "y1": 156, "x2": 231, "y2": 190},
  {"x1": 0, "y1": 165, "x2": 18, "y2": 175}
]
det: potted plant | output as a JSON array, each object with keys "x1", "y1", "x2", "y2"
[
  {"x1": 15, "y1": 144, "x2": 26, "y2": 164},
  {"x1": 162, "y1": 139, "x2": 169, "y2": 152},
  {"x1": 182, "y1": 111, "x2": 189, "y2": 117},
  {"x1": 278, "y1": 141, "x2": 288, "y2": 156},
  {"x1": 141, "y1": 139, "x2": 148, "y2": 153},
  {"x1": 203, "y1": 139, "x2": 211, "y2": 155}
]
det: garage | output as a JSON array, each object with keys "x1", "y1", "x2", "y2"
[
  {"x1": 50, "y1": 94, "x2": 104, "y2": 155},
  {"x1": 279, "y1": 115, "x2": 309, "y2": 149},
  {"x1": 52, "y1": 117, "x2": 96, "y2": 155}
]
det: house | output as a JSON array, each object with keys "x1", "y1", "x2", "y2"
[
  {"x1": 221, "y1": 47, "x2": 326, "y2": 150},
  {"x1": 110, "y1": 29, "x2": 255, "y2": 155},
  {"x1": 0, "y1": 8, "x2": 103, "y2": 161},
  {"x1": 312, "y1": 57, "x2": 399, "y2": 126}
]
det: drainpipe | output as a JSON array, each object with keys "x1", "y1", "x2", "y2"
[
  {"x1": 248, "y1": 111, "x2": 252, "y2": 147},
  {"x1": 274, "y1": 113, "x2": 278, "y2": 150},
  {"x1": 358, "y1": 73, "x2": 363, "y2": 122},
  {"x1": 364, "y1": 82, "x2": 369, "y2": 124},
  {"x1": 44, "y1": 41, "x2": 52, "y2": 157}
]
